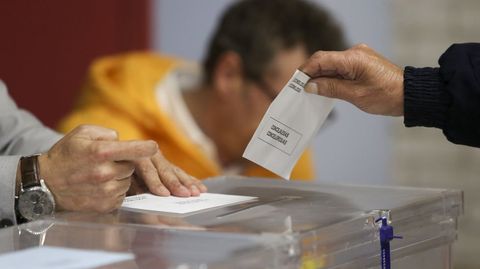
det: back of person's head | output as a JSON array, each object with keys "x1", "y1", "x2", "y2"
[{"x1": 203, "y1": 0, "x2": 346, "y2": 84}]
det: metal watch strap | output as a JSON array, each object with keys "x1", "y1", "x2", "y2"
[{"x1": 20, "y1": 155, "x2": 41, "y2": 189}]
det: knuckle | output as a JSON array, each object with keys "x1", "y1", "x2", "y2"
[
  {"x1": 99, "y1": 183, "x2": 115, "y2": 196},
  {"x1": 180, "y1": 179, "x2": 193, "y2": 187},
  {"x1": 156, "y1": 167, "x2": 183, "y2": 188},
  {"x1": 312, "y1": 50, "x2": 325, "y2": 59},
  {"x1": 73, "y1": 124, "x2": 92, "y2": 135},
  {"x1": 165, "y1": 178, "x2": 181, "y2": 189},
  {"x1": 325, "y1": 80, "x2": 338, "y2": 97},
  {"x1": 77, "y1": 124, "x2": 90, "y2": 131},
  {"x1": 157, "y1": 166, "x2": 173, "y2": 179},
  {"x1": 147, "y1": 140, "x2": 159, "y2": 151},
  {"x1": 92, "y1": 167, "x2": 114, "y2": 182},
  {"x1": 178, "y1": 175, "x2": 194, "y2": 186},
  {"x1": 89, "y1": 143, "x2": 111, "y2": 162},
  {"x1": 137, "y1": 165, "x2": 150, "y2": 177},
  {"x1": 110, "y1": 129, "x2": 119, "y2": 140},
  {"x1": 173, "y1": 166, "x2": 183, "y2": 174},
  {"x1": 353, "y1": 43, "x2": 369, "y2": 50},
  {"x1": 347, "y1": 48, "x2": 362, "y2": 59}
]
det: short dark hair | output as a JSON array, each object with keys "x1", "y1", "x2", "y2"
[{"x1": 203, "y1": 0, "x2": 346, "y2": 83}]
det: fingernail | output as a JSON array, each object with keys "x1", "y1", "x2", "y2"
[
  {"x1": 305, "y1": 82, "x2": 318, "y2": 94},
  {"x1": 199, "y1": 184, "x2": 207, "y2": 192},
  {"x1": 190, "y1": 185, "x2": 200, "y2": 196}
]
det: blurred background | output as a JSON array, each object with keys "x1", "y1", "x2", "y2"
[{"x1": 0, "y1": 0, "x2": 479, "y2": 268}]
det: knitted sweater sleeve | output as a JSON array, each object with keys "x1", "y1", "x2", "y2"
[{"x1": 404, "y1": 43, "x2": 480, "y2": 147}]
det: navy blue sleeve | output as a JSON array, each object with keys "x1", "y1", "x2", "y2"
[{"x1": 404, "y1": 43, "x2": 480, "y2": 148}]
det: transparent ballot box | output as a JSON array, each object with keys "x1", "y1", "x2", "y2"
[
  {"x1": 0, "y1": 220, "x2": 294, "y2": 269},
  {"x1": 0, "y1": 176, "x2": 463, "y2": 268}
]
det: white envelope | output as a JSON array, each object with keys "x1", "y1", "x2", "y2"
[{"x1": 243, "y1": 70, "x2": 334, "y2": 179}]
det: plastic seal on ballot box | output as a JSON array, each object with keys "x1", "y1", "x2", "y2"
[{"x1": 243, "y1": 69, "x2": 334, "y2": 179}]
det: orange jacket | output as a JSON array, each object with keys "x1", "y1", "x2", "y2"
[{"x1": 58, "y1": 52, "x2": 315, "y2": 181}]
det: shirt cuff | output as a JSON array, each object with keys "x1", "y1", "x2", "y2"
[{"x1": 403, "y1": 66, "x2": 451, "y2": 129}]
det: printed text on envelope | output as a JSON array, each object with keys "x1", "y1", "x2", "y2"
[{"x1": 258, "y1": 117, "x2": 302, "y2": 155}]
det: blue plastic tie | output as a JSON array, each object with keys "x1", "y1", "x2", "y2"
[{"x1": 376, "y1": 217, "x2": 402, "y2": 269}]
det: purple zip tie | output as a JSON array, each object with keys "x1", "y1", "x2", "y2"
[{"x1": 376, "y1": 217, "x2": 402, "y2": 269}]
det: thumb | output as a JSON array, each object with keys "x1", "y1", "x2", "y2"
[{"x1": 305, "y1": 78, "x2": 355, "y2": 102}]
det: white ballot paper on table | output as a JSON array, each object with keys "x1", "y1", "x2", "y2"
[
  {"x1": 122, "y1": 193, "x2": 257, "y2": 214},
  {"x1": 243, "y1": 70, "x2": 334, "y2": 179}
]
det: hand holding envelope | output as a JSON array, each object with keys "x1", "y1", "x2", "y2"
[{"x1": 243, "y1": 70, "x2": 334, "y2": 179}]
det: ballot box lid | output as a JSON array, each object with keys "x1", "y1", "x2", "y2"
[{"x1": 53, "y1": 176, "x2": 463, "y2": 267}]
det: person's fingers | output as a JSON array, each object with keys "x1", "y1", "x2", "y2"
[
  {"x1": 158, "y1": 168, "x2": 190, "y2": 197},
  {"x1": 350, "y1": 43, "x2": 381, "y2": 59},
  {"x1": 173, "y1": 166, "x2": 202, "y2": 196},
  {"x1": 112, "y1": 193, "x2": 127, "y2": 211},
  {"x1": 134, "y1": 158, "x2": 170, "y2": 196},
  {"x1": 152, "y1": 155, "x2": 191, "y2": 197},
  {"x1": 305, "y1": 77, "x2": 357, "y2": 102},
  {"x1": 196, "y1": 178, "x2": 207, "y2": 193},
  {"x1": 304, "y1": 82, "x2": 319, "y2": 94},
  {"x1": 85, "y1": 161, "x2": 135, "y2": 183},
  {"x1": 72, "y1": 124, "x2": 119, "y2": 141},
  {"x1": 95, "y1": 177, "x2": 131, "y2": 198},
  {"x1": 176, "y1": 167, "x2": 207, "y2": 193},
  {"x1": 112, "y1": 161, "x2": 136, "y2": 180},
  {"x1": 90, "y1": 140, "x2": 158, "y2": 162},
  {"x1": 300, "y1": 50, "x2": 353, "y2": 79}
]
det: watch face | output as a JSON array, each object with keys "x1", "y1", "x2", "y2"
[{"x1": 18, "y1": 187, "x2": 55, "y2": 221}]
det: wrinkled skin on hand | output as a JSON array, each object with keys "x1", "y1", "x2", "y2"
[
  {"x1": 38, "y1": 125, "x2": 158, "y2": 213},
  {"x1": 301, "y1": 44, "x2": 404, "y2": 116},
  {"x1": 129, "y1": 151, "x2": 207, "y2": 197}
]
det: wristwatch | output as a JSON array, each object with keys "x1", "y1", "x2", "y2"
[{"x1": 16, "y1": 155, "x2": 55, "y2": 222}]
